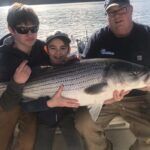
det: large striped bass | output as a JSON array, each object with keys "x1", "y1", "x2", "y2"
[{"x1": 0, "y1": 58, "x2": 150, "y2": 121}]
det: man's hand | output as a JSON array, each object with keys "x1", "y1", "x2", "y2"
[
  {"x1": 13, "y1": 60, "x2": 31, "y2": 84},
  {"x1": 104, "y1": 90, "x2": 130, "y2": 105},
  {"x1": 47, "y1": 85, "x2": 80, "y2": 108}
]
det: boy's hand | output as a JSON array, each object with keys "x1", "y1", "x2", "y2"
[
  {"x1": 13, "y1": 60, "x2": 31, "y2": 84},
  {"x1": 47, "y1": 85, "x2": 80, "y2": 108}
]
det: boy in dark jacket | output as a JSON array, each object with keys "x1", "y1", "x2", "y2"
[
  {"x1": 0, "y1": 3, "x2": 79, "y2": 150},
  {"x1": 22, "y1": 31, "x2": 84, "y2": 150}
]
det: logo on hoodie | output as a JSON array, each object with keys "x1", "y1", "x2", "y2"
[
  {"x1": 137, "y1": 55, "x2": 143, "y2": 61},
  {"x1": 100, "y1": 49, "x2": 115, "y2": 55}
]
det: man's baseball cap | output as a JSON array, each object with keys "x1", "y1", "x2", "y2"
[
  {"x1": 104, "y1": 0, "x2": 130, "y2": 11},
  {"x1": 46, "y1": 31, "x2": 71, "y2": 45}
]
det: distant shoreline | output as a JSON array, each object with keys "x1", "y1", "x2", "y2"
[{"x1": 0, "y1": 0, "x2": 104, "y2": 6}]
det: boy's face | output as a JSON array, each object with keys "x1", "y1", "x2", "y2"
[
  {"x1": 47, "y1": 38, "x2": 70, "y2": 65},
  {"x1": 9, "y1": 22, "x2": 38, "y2": 50}
]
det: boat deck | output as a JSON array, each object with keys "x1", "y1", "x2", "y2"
[{"x1": 53, "y1": 116, "x2": 136, "y2": 150}]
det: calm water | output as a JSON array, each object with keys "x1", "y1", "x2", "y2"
[{"x1": 0, "y1": 0, "x2": 150, "y2": 41}]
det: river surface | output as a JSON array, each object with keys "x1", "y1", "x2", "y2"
[{"x1": 0, "y1": 0, "x2": 150, "y2": 41}]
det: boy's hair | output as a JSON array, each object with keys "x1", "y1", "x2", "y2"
[{"x1": 7, "y1": 2, "x2": 39, "y2": 29}]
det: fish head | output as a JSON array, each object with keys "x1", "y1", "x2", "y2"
[{"x1": 108, "y1": 60, "x2": 150, "y2": 90}]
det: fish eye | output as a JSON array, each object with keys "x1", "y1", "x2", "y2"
[{"x1": 130, "y1": 71, "x2": 141, "y2": 76}]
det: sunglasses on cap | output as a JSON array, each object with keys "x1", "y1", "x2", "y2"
[{"x1": 14, "y1": 25, "x2": 39, "y2": 34}]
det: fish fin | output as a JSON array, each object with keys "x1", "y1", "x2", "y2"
[
  {"x1": 84, "y1": 82, "x2": 107, "y2": 94},
  {"x1": 88, "y1": 103, "x2": 104, "y2": 122}
]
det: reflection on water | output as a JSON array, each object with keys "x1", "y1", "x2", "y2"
[{"x1": 0, "y1": 0, "x2": 150, "y2": 40}]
